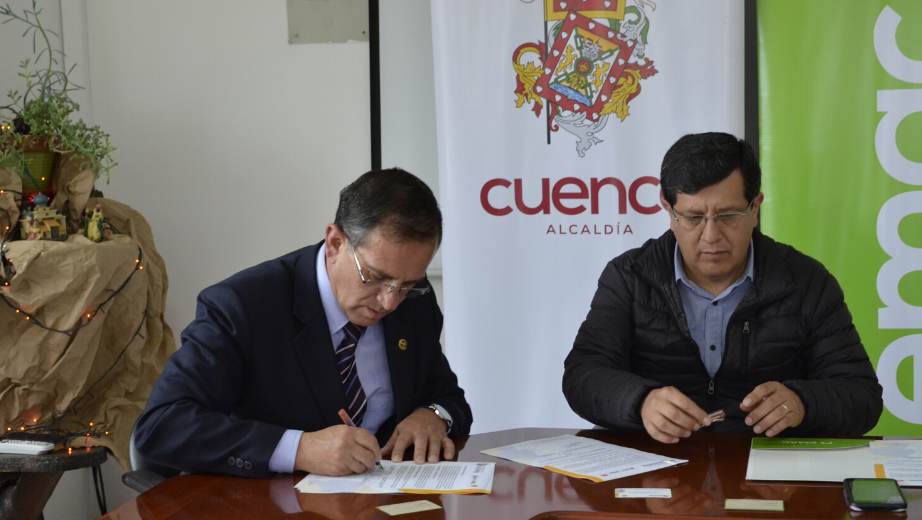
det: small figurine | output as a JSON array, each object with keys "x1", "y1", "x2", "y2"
[
  {"x1": 84, "y1": 203, "x2": 108, "y2": 242},
  {"x1": 27, "y1": 216, "x2": 40, "y2": 241}
]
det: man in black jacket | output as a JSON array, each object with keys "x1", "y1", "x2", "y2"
[{"x1": 563, "y1": 132, "x2": 882, "y2": 443}]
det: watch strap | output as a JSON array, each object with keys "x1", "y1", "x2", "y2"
[{"x1": 427, "y1": 404, "x2": 452, "y2": 433}]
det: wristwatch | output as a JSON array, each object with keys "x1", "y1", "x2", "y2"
[{"x1": 427, "y1": 404, "x2": 452, "y2": 433}]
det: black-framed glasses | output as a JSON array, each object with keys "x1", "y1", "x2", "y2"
[
  {"x1": 669, "y1": 199, "x2": 754, "y2": 231},
  {"x1": 350, "y1": 245, "x2": 431, "y2": 299}
]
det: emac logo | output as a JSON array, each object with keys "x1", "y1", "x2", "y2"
[{"x1": 480, "y1": 176, "x2": 661, "y2": 216}]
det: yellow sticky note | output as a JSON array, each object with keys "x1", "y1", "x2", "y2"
[
  {"x1": 377, "y1": 500, "x2": 443, "y2": 516},
  {"x1": 725, "y1": 499, "x2": 784, "y2": 512}
]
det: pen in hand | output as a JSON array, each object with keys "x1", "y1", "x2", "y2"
[
  {"x1": 338, "y1": 409, "x2": 384, "y2": 472},
  {"x1": 707, "y1": 409, "x2": 726, "y2": 423}
]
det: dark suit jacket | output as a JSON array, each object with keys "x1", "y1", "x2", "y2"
[{"x1": 135, "y1": 242, "x2": 473, "y2": 478}]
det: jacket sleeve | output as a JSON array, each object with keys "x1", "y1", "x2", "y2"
[
  {"x1": 782, "y1": 269, "x2": 883, "y2": 436},
  {"x1": 563, "y1": 260, "x2": 664, "y2": 430},
  {"x1": 135, "y1": 283, "x2": 287, "y2": 478}
]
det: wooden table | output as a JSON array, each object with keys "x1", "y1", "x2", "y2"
[
  {"x1": 1, "y1": 446, "x2": 107, "y2": 520},
  {"x1": 98, "y1": 428, "x2": 921, "y2": 520}
]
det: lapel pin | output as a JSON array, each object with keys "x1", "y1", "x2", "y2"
[{"x1": 398, "y1": 339, "x2": 408, "y2": 351}]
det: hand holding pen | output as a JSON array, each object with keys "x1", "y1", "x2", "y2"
[{"x1": 338, "y1": 409, "x2": 384, "y2": 472}]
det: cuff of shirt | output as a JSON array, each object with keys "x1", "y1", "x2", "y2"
[{"x1": 269, "y1": 429, "x2": 303, "y2": 474}]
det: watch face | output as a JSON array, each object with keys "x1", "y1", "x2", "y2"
[{"x1": 429, "y1": 405, "x2": 451, "y2": 430}]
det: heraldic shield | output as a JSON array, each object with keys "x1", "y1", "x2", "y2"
[
  {"x1": 534, "y1": 11, "x2": 635, "y2": 121},
  {"x1": 513, "y1": 1, "x2": 659, "y2": 157}
]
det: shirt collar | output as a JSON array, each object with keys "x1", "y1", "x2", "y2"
[
  {"x1": 317, "y1": 242, "x2": 349, "y2": 336},
  {"x1": 674, "y1": 239, "x2": 755, "y2": 295}
]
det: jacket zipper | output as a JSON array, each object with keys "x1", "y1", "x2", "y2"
[
  {"x1": 741, "y1": 321, "x2": 751, "y2": 379},
  {"x1": 706, "y1": 379, "x2": 716, "y2": 414}
]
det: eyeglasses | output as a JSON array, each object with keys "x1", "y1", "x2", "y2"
[
  {"x1": 350, "y1": 245, "x2": 431, "y2": 299},
  {"x1": 670, "y1": 199, "x2": 754, "y2": 231}
]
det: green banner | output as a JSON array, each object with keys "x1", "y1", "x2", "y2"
[{"x1": 759, "y1": 1, "x2": 921, "y2": 436}]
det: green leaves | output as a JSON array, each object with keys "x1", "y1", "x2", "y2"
[{"x1": 0, "y1": 0, "x2": 116, "y2": 183}]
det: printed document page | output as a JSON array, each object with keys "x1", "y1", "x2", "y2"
[
  {"x1": 745, "y1": 438, "x2": 874, "y2": 482},
  {"x1": 871, "y1": 440, "x2": 922, "y2": 486},
  {"x1": 295, "y1": 461, "x2": 494, "y2": 494},
  {"x1": 482, "y1": 434, "x2": 686, "y2": 482}
]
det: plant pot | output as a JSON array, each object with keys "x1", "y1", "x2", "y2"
[
  {"x1": 0, "y1": 152, "x2": 54, "y2": 191},
  {"x1": 0, "y1": 137, "x2": 54, "y2": 191}
]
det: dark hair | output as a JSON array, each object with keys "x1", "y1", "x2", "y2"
[
  {"x1": 660, "y1": 132, "x2": 761, "y2": 207},
  {"x1": 334, "y1": 168, "x2": 442, "y2": 248}
]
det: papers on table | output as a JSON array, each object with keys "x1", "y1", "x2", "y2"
[
  {"x1": 481, "y1": 434, "x2": 686, "y2": 483},
  {"x1": 745, "y1": 438, "x2": 874, "y2": 482},
  {"x1": 871, "y1": 440, "x2": 922, "y2": 486},
  {"x1": 295, "y1": 461, "x2": 494, "y2": 494}
]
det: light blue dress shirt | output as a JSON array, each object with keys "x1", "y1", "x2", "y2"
[
  {"x1": 674, "y1": 241, "x2": 754, "y2": 378},
  {"x1": 267, "y1": 243, "x2": 394, "y2": 473}
]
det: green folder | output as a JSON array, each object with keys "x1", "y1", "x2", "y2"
[{"x1": 751, "y1": 438, "x2": 871, "y2": 450}]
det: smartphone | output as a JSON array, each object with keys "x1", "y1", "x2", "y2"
[{"x1": 843, "y1": 478, "x2": 907, "y2": 512}]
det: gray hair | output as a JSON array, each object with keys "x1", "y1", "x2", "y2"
[{"x1": 334, "y1": 168, "x2": 442, "y2": 248}]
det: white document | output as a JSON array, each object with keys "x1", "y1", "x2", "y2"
[
  {"x1": 870, "y1": 440, "x2": 922, "y2": 486},
  {"x1": 295, "y1": 461, "x2": 494, "y2": 494},
  {"x1": 745, "y1": 438, "x2": 874, "y2": 482},
  {"x1": 481, "y1": 434, "x2": 686, "y2": 482}
]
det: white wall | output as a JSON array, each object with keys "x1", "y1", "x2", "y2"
[
  {"x1": 81, "y1": 1, "x2": 372, "y2": 336},
  {"x1": 379, "y1": 0, "x2": 441, "y2": 271},
  {"x1": 0, "y1": 0, "x2": 63, "y2": 101}
]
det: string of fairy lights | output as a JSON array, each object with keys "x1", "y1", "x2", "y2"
[
  {"x1": 0, "y1": 184, "x2": 150, "y2": 446},
  {"x1": 0, "y1": 246, "x2": 144, "y2": 332},
  {"x1": 2, "y1": 310, "x2": 148, "y2": 447}
]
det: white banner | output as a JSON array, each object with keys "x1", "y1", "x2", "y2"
[{"x1": 432, "y1": 0, "x2": 745, "y2": 433}]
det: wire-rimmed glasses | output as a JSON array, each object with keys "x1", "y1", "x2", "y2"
[
  {"x1": 669, "y1": 199, "x2": 755, "y2": 231},
  {"x1": 350, "y1": 245, "x2": 431, "y2": 299}
]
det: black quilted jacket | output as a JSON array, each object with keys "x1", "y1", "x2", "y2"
[{"x1": 563, "y1": 229, "x2": 883, "y2": 436}]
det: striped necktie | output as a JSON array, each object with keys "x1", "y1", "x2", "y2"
[{"x1": 335, "y1": 322, "x2": 368, "y2": 427}]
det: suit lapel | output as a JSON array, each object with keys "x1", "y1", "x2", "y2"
[{"x1": 291, "y1": 242, "x2": 348, "y2": 427}]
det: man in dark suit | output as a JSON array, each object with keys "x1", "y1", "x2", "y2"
[{"x1": 136, "y1": 168, "x2": 473, "y2": 478}]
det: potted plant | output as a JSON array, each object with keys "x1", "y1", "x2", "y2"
[{"x1": 0, "y1": 0, "x2": 116, "y2": 196}]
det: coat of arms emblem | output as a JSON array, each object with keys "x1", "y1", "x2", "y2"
[{"x1": 514, "y1": 0, "x2": 658, "y2": 156}]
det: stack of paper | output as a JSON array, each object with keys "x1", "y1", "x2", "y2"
[
  {"x1": 295, "y1": 461, "x2": 494, "y2": 494},
  {"x1": 871, "y1": 440, "x2": 922, "y2": 486},
  {"x1": 482, "y1": 434, "x2": 686, "y2": 482}
]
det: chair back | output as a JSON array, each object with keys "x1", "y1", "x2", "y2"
[
  {"x1": 128, "y1": 419, "x2": 181, "y2": 477},
  {"x1": 122, "y1": 418, "x2": 182, "y2": 492}
]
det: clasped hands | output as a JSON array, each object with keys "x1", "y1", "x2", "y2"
[
  {"x1": 640, "y1": 382, "x2": 803, "y2": 444},
  {"x1": 294, "y1": 407, "x2": 453, "y2": 475}
]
